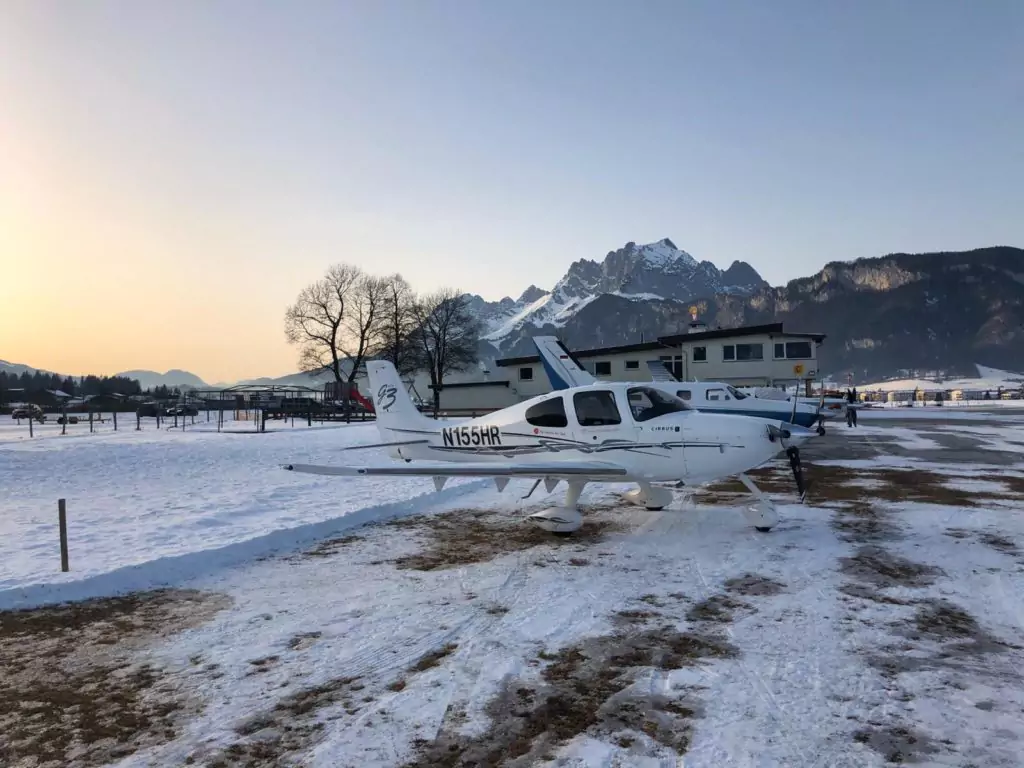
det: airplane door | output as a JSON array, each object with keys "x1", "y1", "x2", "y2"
[{"x1": 569, "y1": 389, "x2": 630, "y2": 448}]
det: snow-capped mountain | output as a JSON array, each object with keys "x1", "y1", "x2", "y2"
[{"x1": 466, "y1": 238, "x2": 767, "y2": 352}]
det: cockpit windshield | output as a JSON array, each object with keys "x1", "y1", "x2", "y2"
[
  {"x1": 627, "y1": 386, "x2": 691, "y2": 422},
  {"x1": 726, "y1": 385, "x2": 748, "y2": 400}
]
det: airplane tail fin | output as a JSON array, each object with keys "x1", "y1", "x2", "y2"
[
  {"x1": 532, "y1": 336, "x2": 595, "y2": 390},
  {"x1": 365, "y1": 360, "x2": 437, "y2": 439}
]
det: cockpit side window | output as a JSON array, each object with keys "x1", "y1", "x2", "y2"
[
  {"x1": 726, "y1": 385, "x2": 747, "y2": 400},
  {"x1": 627, "y1": 386, "x2": 691, "y2": 422},
  {"x1": 525, "y1": 396, "x2": 568, "y2": 428},
  {"x1": 573, "y1": 390, "x2": 621, "y2": 426}
]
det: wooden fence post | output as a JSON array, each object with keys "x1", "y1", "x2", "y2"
[
  {"x1": 58, "y1": 499, "x2": 69, "y2": 572},
  {"x1": 136, "y1": 410, "x2": 141, "y2": 430},
  {"x1": 113, "y1": 409, "x2": 118, "y2": 431},
  {"x1": 28, "y1": 414, "x2": 33, "y2": 438},
  {"x1": 89, "y1": 410, "x2": 94, "y2": 433}
]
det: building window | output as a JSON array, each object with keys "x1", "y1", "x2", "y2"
[
  {"x1": 519, "y1": 367, "x2": 534, "y2": 381},
  {"x1": 573, "y1": 390, "x2": 621, "y2": 426},
  {"x1": 773, "y1": 341, "x2": 813, "y2": 360},
  {"x1": 692, "y1": 346, "x2": 707, "y2": 362},
  {"x1": 625, "y1": 360, "x2": 639, "y2": 370},
  {"x1": 525, "y1": 396, "x2": 568, "y2": 428},
  {"x1": 723, "y1": 343, "x2": 763, "y2": 361},
  {"x1": 594, "y1": 361, "x2": 612, "y2": 376}
]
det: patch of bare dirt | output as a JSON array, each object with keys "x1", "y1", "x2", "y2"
[
  {"x1": 869, "y1": 599, "x2": 1021, "y2": 680},
  {"x1": 686, "y1": 595, "x2": 750, "y2": 624},
  {"x1": 293, "y1": 534, "x2": 362, "y2": 559},
  {"x1": 205, "y1": 676, "x2": 364, "y2": 767},
  {"x1": 700, "y1": 463, "x2": 1023, "y2": 509},
  {"x1": 409, "y1": 643, "x2": 458, "y2": 672},
  {"x1": 978, "y1": 532, "x2": 1020, "y2": 556},
  {"x1": 389, "y1": 509, "x2": 622, "y2": 571},
  {"x1": 830, "y1": 502, "x2": 903, "y2": 543},
  {"x1": 852, "y1": 723, "x2": 939, "y2": 764},
  {"x1": 839, "y1": 545, "x2": 943, "y2": 589},
  {"x1": 402, "y1": 620, "x2": 736, "y2": 766},
  {"x1": 286, "y1": 631, "x2": 322, "y2": 651},
  {"x1": 612, "y1": 609, "x2": 662, "y2": 627},
  {"x1": 723, "y1": 574, "x2": 786, "y2": 596},
  {"x1": 0, "y1": 589, "x2": 230, "y2": 768},
  {"x1": 838, "y1": 583, "x2": 912, "y2": 606}
]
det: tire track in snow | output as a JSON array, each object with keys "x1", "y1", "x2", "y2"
[{"x1": 690, "y1": 552, "x2": 815, "y2": 767}]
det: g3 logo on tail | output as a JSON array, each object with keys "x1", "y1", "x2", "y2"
[{"x1": 376, "y1": 384, "x2": 398, "y2": 411}]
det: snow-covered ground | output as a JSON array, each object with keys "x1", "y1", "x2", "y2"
[{"x1": 3, "y1": 417, "x2": 1024, "y2": 766}]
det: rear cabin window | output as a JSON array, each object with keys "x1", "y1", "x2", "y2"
[
  {"x1": 573, "y1": 390, "x2": 621, "y2": 426},
  {"x1": 627, "y1": 387, "x2": 690, "y2": 422},
  {"x1": 525, "y1": 396, "x2": 568, "y2": 428},
  {"x1": 676, "y1": 389, "x2": 692, "y2": 400},
  {"x1": 706, "y1": 388, "x2": 730, "y2": 401}
]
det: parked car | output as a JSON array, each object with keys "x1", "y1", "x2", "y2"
[
  {"x1": 164, "y1": 405, "x2": 199, "y2": 416},
  {"x1": 11, "y1": 404, "x2": 45, "y2": 421}
]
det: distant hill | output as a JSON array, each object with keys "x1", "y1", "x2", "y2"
[
  {"x1": 233, "y1": 367, "x2": 352, "y2": 389},
  {"x1": 114, "y1": 369, "x2": 208, "y2": 391},
  {"x1": 0, "y1": 359, "x2": 55, "y2": 377}
]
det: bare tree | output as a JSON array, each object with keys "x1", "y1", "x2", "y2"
[
  {"x1": 375, "y1": 273, "x2": 424, "y2": 379},
  {"x1": 284, "y1": 264, "x2": 362, "y2": 387},
  {"x1": 343, "y1": 273, "x2": 388, "y2": 381},
  {"x1": 284, "y1": 265, "x2": 387, "y2": 414},
  {"x1": 411, "y1": 288, "x2": 482, "y2": 416}
]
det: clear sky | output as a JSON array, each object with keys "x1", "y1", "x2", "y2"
[{"x1": 1, "y1": 1, "x2": 1021, "y2": 383}]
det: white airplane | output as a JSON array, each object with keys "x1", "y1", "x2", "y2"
[
  {"x1": 533, "y1": 337, "x2": 826, "y2": 434},
  {"x1": 738, "y1": 385, "x2": 849, "y2": 421},
  {"x1": 281, "y1": 360, "x2": 815, "y2": 535}
]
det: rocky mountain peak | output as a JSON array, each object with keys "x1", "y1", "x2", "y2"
[
  {"x1": 517, "y1": 285, "x2": 549, "y2": 304},
  {"x1": 470, "y1": 238, "x2": 768, "y2": 349}
]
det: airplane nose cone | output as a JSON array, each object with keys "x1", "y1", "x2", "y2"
[{"x1": 783, "y1": 423, "x2": 816, "y2": 443}]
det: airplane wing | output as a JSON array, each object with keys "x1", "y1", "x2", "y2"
[{"x1": 282, "y1": 461, "x2": 629, "y2": 479}]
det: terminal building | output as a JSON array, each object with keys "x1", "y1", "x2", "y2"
[{"x1": 399, "y1": 321, "x2": 827, "y2": 415}]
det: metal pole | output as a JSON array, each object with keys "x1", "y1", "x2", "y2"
[{"x1": 58, "y1": 499, "x2": 69, "y2": 572}]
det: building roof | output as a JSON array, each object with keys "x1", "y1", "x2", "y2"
[
  {"x1": 496, "y1": 340, "x2": 668, "y2": 367},
  {"x1": 428, "y1": 380, "x2": 510, "y2": 390},
  {"x1": 658, "y1": 322, "x2": 826, "y2": 345},
  {"x1": 495, "y1": 323, "x2": 826, "y2": 367}
]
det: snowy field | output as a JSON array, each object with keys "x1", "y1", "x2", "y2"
[{"x1": 2, "y1": 416, "x2": 1024, "y2": 766}]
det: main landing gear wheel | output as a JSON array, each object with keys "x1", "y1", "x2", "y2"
[
  {"x1": 527, "y1": 481, "x2": 586, "y2": 535},
  {"x1": 619, "y1": 482, "x2": 674, "y2": 511},
  {"x1": 755, "y1": 526, "x2": 772, "y2": 533},
  {"x1": 817, "y1": 425, "x2": 826, "y2": 436}
]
